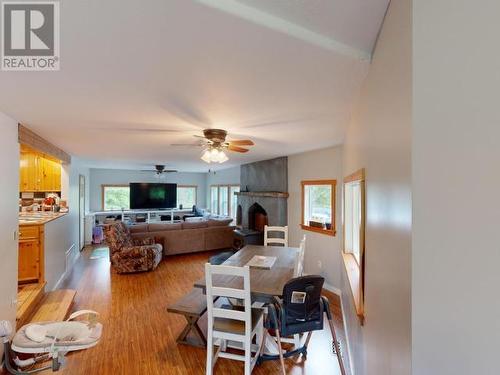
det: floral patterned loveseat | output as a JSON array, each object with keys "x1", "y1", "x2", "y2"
[{"x1": 104, "y1": 221, "x2": 162, "y2": 274}]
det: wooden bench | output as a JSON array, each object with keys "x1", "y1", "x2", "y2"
[{"x1": 167, "y1": 288, "x2": 208, "y2": 348}]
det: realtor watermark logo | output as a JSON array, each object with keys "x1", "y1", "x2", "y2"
[{"x1": 1, "y1": 1, "x2": 60, "y2": 71}]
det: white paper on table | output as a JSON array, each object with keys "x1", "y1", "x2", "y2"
[{"x1": 245, "y1": 255, "x2": 277, "y2": 269}]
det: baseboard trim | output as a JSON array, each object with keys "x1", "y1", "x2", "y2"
[
  {"x1": 339, "y1": 292, "x2": 355, "y2": 375},
  {"x1": 53, "y1": 244, "x2": 79, "y2": 291},
  {"x1": 302, "y1": 273, "x2": 342, "y2": 296},
  {"x1": 53, "y1": 270, "x2": 67, "y2": 291}
]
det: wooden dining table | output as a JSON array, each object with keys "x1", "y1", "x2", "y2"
[{"x1": 194, "y1": 244, "x2": 299, "y2": 303}]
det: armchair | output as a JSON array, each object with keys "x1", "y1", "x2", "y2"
[{"x1": 104, "y1": 222, "x2": 162, "y2": 274}]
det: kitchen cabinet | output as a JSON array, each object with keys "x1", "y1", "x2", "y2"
[
  {"x1": 19, "y1": 148, "x2": 61, "y2": 192},
  {"x1": 40, "y1": 157, "x2": 61, "y2": 192},
  {"x1": 18, "y1": 225, "x2": 44, "y2": 284},
  {"x1": 19, "y1": 151, "x2": 37, "y2": 191}
]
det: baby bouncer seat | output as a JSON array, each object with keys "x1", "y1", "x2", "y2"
[{"x1": 1, "y1": 310, "x2": 102, "y2": 374}]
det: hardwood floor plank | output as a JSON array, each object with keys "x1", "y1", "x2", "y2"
[
  {"x1": 30, "y1": 289, "x2": 76, "y2": 323},
  {"x1": 3, "y1": 246, "x2": 349, "y2": 374}
]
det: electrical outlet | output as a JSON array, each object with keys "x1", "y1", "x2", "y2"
[
  {"x1": 317, "y1": 260, "x2": 322, "y2": 269},
  {"x1": 13, "y1": 230, "x2": 18, "y2": 241}
]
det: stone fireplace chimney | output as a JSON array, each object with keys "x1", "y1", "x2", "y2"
[{"x1": 234, "y1": 157, "x2": 288, "y2": 247}]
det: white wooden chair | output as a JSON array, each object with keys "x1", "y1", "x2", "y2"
[
  {"x1": 293, "y1": 235, "x2": 306, "y2": 278},
  {"x1": 264, "y1": 225, "x2": 288, "y2": 247},
  {"x1": 205, "y1": 264, "x2": 265, "y2": 375}
]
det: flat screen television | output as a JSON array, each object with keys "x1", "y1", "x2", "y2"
[{"x1": 129, "y1": 183, "x2": 177, "y2": 209}]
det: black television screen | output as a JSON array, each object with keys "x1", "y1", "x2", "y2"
[{"x1": 129, "y1": 183, "x2": 177, "y2": 209}]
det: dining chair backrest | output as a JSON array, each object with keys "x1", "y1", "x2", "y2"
[
  {"x1": 205, "y1": 264, "x2": 252, "y2": 335},
  {"x1": 264, "y1": 225, "x2": 289, "y2": 247},
  {"x1": 294, "y1": 235, "x2": 306, "y2": 277}
]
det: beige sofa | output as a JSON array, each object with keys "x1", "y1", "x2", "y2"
[{"x1": 128, "y1": 219, "x2": 235, "y2": 256}]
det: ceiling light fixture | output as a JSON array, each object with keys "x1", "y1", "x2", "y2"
[{"x1": 201, "y1": 146, "x2": 229, "y2": 164}]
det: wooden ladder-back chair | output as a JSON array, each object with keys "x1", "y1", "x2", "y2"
[{"x1": 205, "y1": 264, "x2": 265, "y2": 375}]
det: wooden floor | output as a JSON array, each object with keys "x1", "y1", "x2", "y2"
[{"x1": 8, "y1": 246, "x2": 348, "y2": 375}]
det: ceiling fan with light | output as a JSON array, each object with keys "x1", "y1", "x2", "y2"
[
  {"x1": 172, "y1": 128, "x2": 255, "y2": 164},
  {"x1": 141, "y1": 165, "x2": 178, "y2": 176}
]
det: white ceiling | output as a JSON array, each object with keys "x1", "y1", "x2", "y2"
[{"x1": 0, "y1": 0, "x2": 389, "y2": 172}]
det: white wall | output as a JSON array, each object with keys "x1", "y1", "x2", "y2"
[
  {"x1": 341, "y1": 1, "x2": 412, "y2": 374},
  {"x1": 59, "y1": 157, "x2": 90, "y2": 287},
  {"x1": 288, "y1": 146, "x2": 343, "y2": 290},
  {"x1": 205, "y1": 166, "x2": 241, "y2": 206},
  {"x1": 0, "y1": 113, "x2": 20, "y2": 357},
  {"x1": 88, "y1": 169, "x2": 208, "y2": 211},
  {"x1": 412, "y1": 2, "x2": 500, "y2": 374},
  {"x1": 44, "y1": 215, "x2": 73, "y2": 290}
]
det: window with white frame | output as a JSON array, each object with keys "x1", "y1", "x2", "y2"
[
  {"x1": 230, "y1": 185, "x2": 240, "y2": 220},
  {"x1": 210, "y1": 184, "x2": 240, "y2": 216},
  {"x1": 342, "y1": 168, "x2": 366, "y2": 323},
  {"x1": 344, "y1": 180, "x2": 362, "y2": 263},
  {"x1": 176, "y1": 185, "x2": 197, "y2": 209},
  {"x1": 102, "y1": 185, "x2": 130, "y2": 211},
  {"x1": 219, "y1": 186, "x2": 229, "y2": 216},
  {"x1": 210, "y1": 186, "x2": 218, "y2": 213}
]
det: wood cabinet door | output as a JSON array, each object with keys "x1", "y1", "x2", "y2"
[
  {"x1": 19, "y1": 152, "x2": 38, "y2": 191},
  {"x1": 53, "y1": 161, "x2": 61, "y2": 191},
  {"x1": 19, "y1": 152, "x2": 28, "y2": 191},
  {"x1": 18, "y1": 240, "x2": 40, "y2": 283},
  {"x1": 38, "y1": 157, "x2": 62, "y2": 192},
  {"x1": 48, "y1": 159, "x2": 62, "y2": 191},
  {"x1": 35, "y1": 155, "x2": 44, "y2": 191},
  {"x1": 39, "y1": 157, "x2": 51, "y2": 191},
  {"x1": 19, "y1": 150, "x2": 62, "y2": 192}
]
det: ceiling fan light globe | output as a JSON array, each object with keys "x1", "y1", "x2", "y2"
[
  {"x1": 201, "y1": 150, "x2": 212, "y2": 163},
  {"x1": 218, "y1": 151, "x2": 229, "y2": 163}
]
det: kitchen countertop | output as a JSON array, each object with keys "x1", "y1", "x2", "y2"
[{"x1": 19, "y1": 212, "x2": 68, "y2": 226}]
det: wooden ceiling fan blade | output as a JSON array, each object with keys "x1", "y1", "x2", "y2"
[
  {"x1": 229, "y1": 139, "x2": 254, "y2": 146},
  {"x1": 228, "y1": 145, "x2": 249, "y2": 153}
]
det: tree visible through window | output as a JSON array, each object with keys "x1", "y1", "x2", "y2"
[
  {"x1": 301, "y1": 180, "x2": 336, "y2": 236},
  {"x1": 103, "y1": 185, "x2": 130, "y2": 211},
  {"x1": 177, "y1": 186, "x2": 197, "y2": 208}
]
